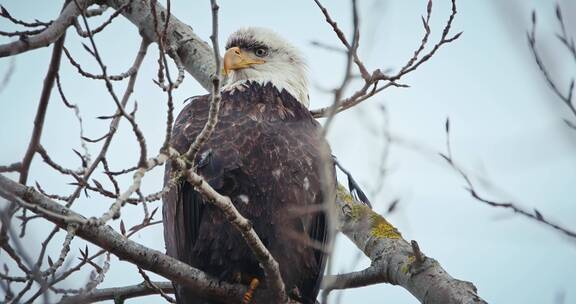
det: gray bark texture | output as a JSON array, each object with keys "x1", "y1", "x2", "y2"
[{"x1": 330, "y1": 187, "x2": 486, "y2": 304}]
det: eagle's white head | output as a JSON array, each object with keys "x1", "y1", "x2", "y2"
[{"x1": 223, "y1": 27, "x2": 309, "y2": 107}]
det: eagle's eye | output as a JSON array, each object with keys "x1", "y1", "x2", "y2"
[{"x1": 254, "y1": 47, "x2": 268, "y2": 57}]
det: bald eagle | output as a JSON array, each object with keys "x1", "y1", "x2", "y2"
[{"x1": 163, "y1": 27, "x2": 335, "y2": 304}]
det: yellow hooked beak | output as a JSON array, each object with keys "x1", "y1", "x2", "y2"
[{"x1": 222, "y1": 46, "x2": 265, "y2": 75}]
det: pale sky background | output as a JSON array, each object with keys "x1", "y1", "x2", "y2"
[{"x1": 1, "y1": 0, "x2": 576, "y2": 303}]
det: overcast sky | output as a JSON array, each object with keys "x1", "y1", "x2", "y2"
[{"x1": 1, "y1": 0, "x2": 575, "y2": 303}]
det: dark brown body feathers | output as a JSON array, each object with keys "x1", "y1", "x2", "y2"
[{"x1": 163, "y1": 82, "x2": 334, "y2": 303}]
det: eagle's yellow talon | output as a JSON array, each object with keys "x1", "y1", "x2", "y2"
[{"x1": 242, "y1": 278, "x2": 260, "y2": 304}]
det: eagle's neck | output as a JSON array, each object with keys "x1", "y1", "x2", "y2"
[{"x1": 223, "y1": 65, "x2": 309, "y2": 108}]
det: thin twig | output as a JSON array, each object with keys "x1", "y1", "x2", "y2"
[
  {"x1": 73, "y1": 2, "x2": 149, "y2": 168},
  {"x1": 0, "y1": 5, "x2": 52, "y2": 27},
  {"x1": 310, "y1": 0, "x2": 461, "y2": 118},
  {"x1": 0, "y1": 56, "x2": 16, "y2": 94},
  {"x1": 64, "y1": 35, "x2": 150, "y2": 208},
  {"x1": 18, "y1": 27, "x2": 67, "y2": 185},
  {"x1": 37, "y1": 145, "x2": 84, "y2": 176},
  {"x1": 55, "y1": 74, "x2": 90, "y2": 159},
  {"x1": 527, "y1": 9, "x2": 576, "y2": 126},
  {"x1": 183, "y1": 0, "x2": 223, "y2": 164},
  {"x1": 0, "y1": 163, "x2": 21, "y2": 173},
  {"x1": 137, "y1": 268, "x2": 176, "y2": 303},
  {"x1": 310, "y1": 40, "x2": 346, "y2": 53},
  {"x1": 95, "y1": 152, "x2": 173, "y2": 225},
  {"x1": 73, "y1": 252, "x2": 111, "y2": 298},
  {"x1": 40, "y1": 225, "x2": 77, "y2": 278},
  {"x1": 3, "y1": 10, "x2": 68, "y2": 246},
  {"x1": 62, "y1": 46, "x2": 138, "y2": 81},
  {"x1": 59, "y1": 281, "x2": 174, "y2": 304},
  {"x1": 0, "y1": 0, "x2": 93, "y2": 57},
  {"x1": 72, "y1": 0, "x2": 132, "y2": 38},
  {"x1": 0, "y1": 28, "x2": 45, "y2": 37},
  {"x1": 318, "y1": 0, "x2": 362, "y2": 135},
  {"x1": 441, "y1": 118, "x2": 576, "y2": 239}
]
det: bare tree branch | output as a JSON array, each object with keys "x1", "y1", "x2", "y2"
[
  {"x1": 0, "y1": 56, "x2": 15, "y2": 94},
  {"x1": 0, "y1": 0, "x2": 94, "y2": 57},
  {"x1": 62, "y1": 46, "x2": 138, "y2": 81},
  {"x1": 1, "y1": 5, "x2": 69, "y2": 260},
  {"x1": 441, "y1": 119, "x2": 576, "y2": 239},
  {"x1": 0, "y1": 174, "x2": 291, "y2": 304},
  {"x1": 72, "y1": 0, "x2": 132, "y2": 38},
  {"x1": 59, "y1": 281, "x2": 174, "y2": 304},
  {"x1": 310, "y1": 0, "x2": 461, "y2": 118},
  {"x1": 106, "y1": 0, "x2": 216, "y2": 91},
  {"x1": 0, "y1": 5, "x2": 52, "y2": 28},
  {"x1": 528, "y1": 7, "x2": 576, "y2": 128},
  {"x1": 137, "y1": 267, "x2": 176, "y2": 303},
  {"x1": 0, "y1": 163, "x2": 21, "y2": 173},
  {"x1": 18, "y1": 18, "x2": 67, "y2": 185},
  {"x1": 63, "y1": 36, "x2": 150, "y2": 209},
  {"x1": 183, "y1": 0, "x2": 223, "y2": 163},
  {"x1": 328, "y1": 186, "x2": 487, "y2": 304}
]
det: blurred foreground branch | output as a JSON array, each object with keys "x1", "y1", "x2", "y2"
[{"x1": 528, "y1": 4, "x2": 576, "y2": 129}]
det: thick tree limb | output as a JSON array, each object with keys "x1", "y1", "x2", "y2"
[
  {"x1": 0, "y1": 174, "x2": 290, "y2": 304},
  {"x1": 327, "y1": 186, "x2": 487, "y2": 304}
]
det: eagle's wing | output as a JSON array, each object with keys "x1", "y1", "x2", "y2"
[
  {"x1": 165, "y1": 94, "x2": 235, "y2": 259},
  {"x1": 169, "y1": 179, "x2": 212, "y2": 303},
  {"x1": 178, "y1": 146, "x2": 233, "y2": 253},
  {"x1": 164, "y1": 95, "x2": 242, "y2": 303},
  {"x1": 308, "y1": 204, "x2": 328, "y2": 301},
  {"x1": 164, "y1": 162, "x2": 206, "y2": 303},
  {"x1": 178, "y1": 181, "x2": 203, "y2": 257}
]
